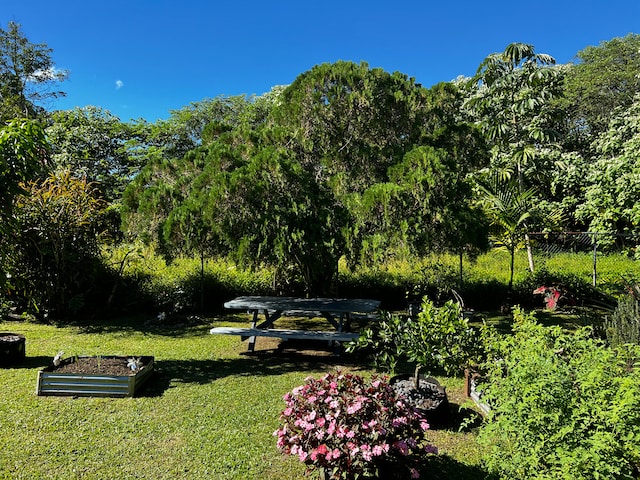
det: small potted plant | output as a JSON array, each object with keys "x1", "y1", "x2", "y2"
[
  {"x1": 274, "y1": 371, "x2": 437, "y2": 479},
  {"x1": 349, "y1": 297, "x2": 482, "y2": 426}
]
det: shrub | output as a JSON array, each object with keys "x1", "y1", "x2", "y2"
[
  {"x1": 274, "y1": 371, "x2": 437, "y2": 479},
  {"x1": 9, "y1": 171, "x2": 107, "y2": 319},
  {"x1": 349, "y1": 298, "x2": 481, "y2": 376},
  {"x1": 606, "y1": 291, "x2": 640, "y2": 347},
  {"x1": 478, "y1": 307, "x2": 640, "y2": 479}
]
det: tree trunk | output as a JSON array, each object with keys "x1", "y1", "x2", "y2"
[{"x1": 525, "y1": 233, "x2": 535, "y2": 273}]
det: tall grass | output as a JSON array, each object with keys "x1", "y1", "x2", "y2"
[{"x1": 101, "y1": 245, "x2": 640, "y2": 317}]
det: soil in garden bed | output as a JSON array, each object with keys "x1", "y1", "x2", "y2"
[
  {"x1": 52, "y1": 357, "x2": 139, "y2": 376},
  {"x1": 0, "y1": 334, "x2": 23, "y2": 343},
  {"x1": 391, "y1": 377, "x2": 448, "y2": 410}
]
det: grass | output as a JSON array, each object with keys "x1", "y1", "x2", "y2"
[
  {"x1": 5, "y1": 248, "x2": 634, "y2": 478},
  {"x1": 0, "y1": 314, "x2": 487, "y2": 480}
]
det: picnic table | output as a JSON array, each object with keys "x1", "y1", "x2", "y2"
[{"x1": 210, "y1": 296, "x2": 380, "y2": 352}]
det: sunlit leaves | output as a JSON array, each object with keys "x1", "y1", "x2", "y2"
[
  {"x1": 465, "y1": 42, "x2": 563, "y2": 183},
  {"x1": 0, "y1": 118, "x2": 48, "y2": 214},
  {"x1": 10, "y1": 170, "x2": 107, "y2": 317},
  {"x1": 0, "y1": 21, "x2": 67, "y2": 121}
]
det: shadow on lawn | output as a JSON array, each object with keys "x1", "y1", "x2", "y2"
[
  {"x1": 5, "y1": 355, "x2": 52, "y2": 369},
  {"x1": 422, "y1": 455, "x2": 492, "y2": 480},
  {"x1": 140, "y1": 343, "x2": 369, "y2": 397}
]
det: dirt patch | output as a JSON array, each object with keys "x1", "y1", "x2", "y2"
[{"x1": 52, "y1": 357, "x2": 141, "y2": 376}]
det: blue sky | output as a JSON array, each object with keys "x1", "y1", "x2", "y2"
[{"x1": 5, "y1": 0, "x2": 639, "y2": 122}]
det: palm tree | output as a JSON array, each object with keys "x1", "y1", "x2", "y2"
[{"x1": 476, "y1": 174, "x2": 536, "y2": 291}]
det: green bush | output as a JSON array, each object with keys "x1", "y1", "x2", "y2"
[
  {"x1": 349, "y1": 298, "x2": 481, "y2": 376},
  {"x1": 513, "y1": 265, "x2": 599, "y2": 309},
  {"x1": 606, "y1": 292, "x2": 640, "y2": 347},
  {"x1": 478, "y1": 307, "x2": 640, "y2": 479}
]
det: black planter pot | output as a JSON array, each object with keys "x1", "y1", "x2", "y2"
[
  {"x1": 389, "y1": 373, "x2": 450, "y2": 429},
  {"x1": 0, "y1": 333, "x2": 26, "y2": 366}
]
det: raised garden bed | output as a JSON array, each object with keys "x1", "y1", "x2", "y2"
[
  {"x1": 464, "y1": 368, "x2": 491, "y2": 414},
  {"x1": 0, "y1": 332, "x2": 26, "y2": 366},
  {"x1": 36, "y1": 355, "x2": 154, "y2": 397}
]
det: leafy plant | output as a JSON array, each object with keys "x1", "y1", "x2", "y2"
[
  {"x1": 605, "y1": 290, "x2": 640, "y2": 347},
  {"x1": 349, "y1": 298, "x2": 481, "y2": 381},
  {"x1": 274, "y1": 371, "x2": 437, "y2": 479},
  {"x1": 9, "y1": 170, "x2": 107, "y2": 319},
  {"x1": 477, "y1": 307, "x2": 640, "y2": 479},
  {"x1": 347, "y1": 311, "x2": 406, "y2": 374}
]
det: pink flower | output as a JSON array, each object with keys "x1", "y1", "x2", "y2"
[
  {"x1": 372, "y1": 444, "x2": 388, "y2": 456},
  {"x1": 326, "y1": 420, "x2": 336, "y2": 435},
  {"x1": 360, "y1": 444, "x2": 372, "y2": 461},
  {"x1": 392, "y1": 416, "x2": 407, "y2": 427},
  {"x1": 347, "y1": 401, "x2": 362, "y2": 414}
]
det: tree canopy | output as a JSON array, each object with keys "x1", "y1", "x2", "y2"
[
  {"x1": 0, "y1": 21, "x2": 67, "y2": 121},
  {"x1": 3, "y1": 28, "x2": 640, "y2": 312}
]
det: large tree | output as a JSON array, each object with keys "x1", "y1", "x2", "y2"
[
  {"x1": 124, "y1": 63, "x2": 489, "y2": 296},
  {"x1": 0, "y1": 21, "x2": 67, "y2": 121},
  {"x1": 576, "y1": 94, "x2": 640, "y2": 241},
  {"x1": 46, "y1": 106, "x2": 143, "y2": 202},
  {"x1": 465, "y1": 43, "x2": 564, "y2": 271},
  {"x1": 562, "y1": 33, "x2": 640, "y2": 144}
]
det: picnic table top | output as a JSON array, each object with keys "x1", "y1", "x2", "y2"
[{"x1": 223, "y1": 296, "x2": 380, "y2": 314}]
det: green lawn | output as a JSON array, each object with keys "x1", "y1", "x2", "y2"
[{"x1": 0, "y1": 315, "x2": 486, "y2": 480}]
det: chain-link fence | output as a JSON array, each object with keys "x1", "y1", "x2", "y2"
[{"x1": 527, "y1": 232, "x2": 640, "y2": 287}]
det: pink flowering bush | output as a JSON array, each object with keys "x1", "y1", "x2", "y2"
[{"x1": 274, "y1": 371, "x2": 437, "y2": 479}]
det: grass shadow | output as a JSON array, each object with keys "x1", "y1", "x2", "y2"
[
  {"x1": 139, "y1": 344, "x2": 370, "y2": 397},
  {"x1": 446, "y1": 402, "x2": 484, "y2": 432},
  {"x1": 422, "y1": 454, "x2": 492, "y2": 480},
  {"x1": 1, "y1": 355, "x2": 53, "y2": 370}
]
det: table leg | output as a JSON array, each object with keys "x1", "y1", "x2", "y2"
[
  {"x1": 247, "y1": 310, "x2": 259, "y2": 352},
  {"x1": 247, "y1": 309, "x2": 283, "y2": 352}
]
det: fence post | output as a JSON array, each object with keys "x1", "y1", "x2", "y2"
[{"x1": 592, "y1": 233, "x2": 597, "y2": 287}]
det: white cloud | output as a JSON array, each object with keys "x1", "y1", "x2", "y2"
[{"x1": 115, "y1": 80, "x2": 124, "y2": 90}]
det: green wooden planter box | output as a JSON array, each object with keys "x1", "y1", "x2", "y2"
[{"x1": 36, "y1": 356, "x2": 154, "y2": 397}]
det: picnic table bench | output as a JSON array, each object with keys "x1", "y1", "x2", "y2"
[{"x1": 210, "y1": 296, "x2": 380, "y2": 352}]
